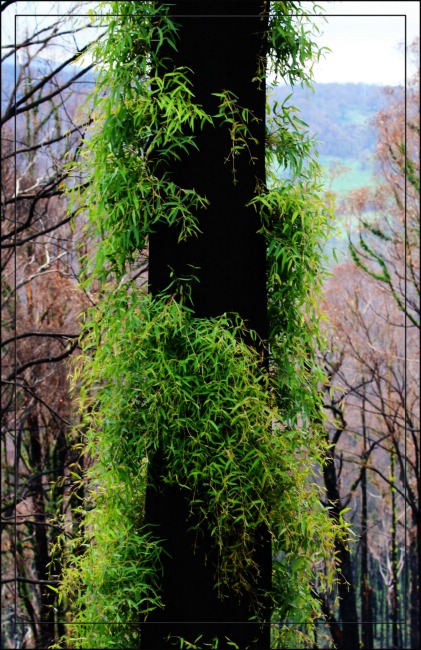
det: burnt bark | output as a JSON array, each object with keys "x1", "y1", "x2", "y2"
[
  {"x1": 360, "y1": 389, "x2": 374, "y2": 649},
  {"x1": 27, "y1": 413, "x2": 55, "y2": 649},
  {"x1": 322, "y1": 433, "x2": 360, "y2": 650},
  {"x1": 390, "y1": 449, "x2": 400, "y2": 649},
  {"x1": 144, "y1": 2, "x2": 270, "y2": 649},
  {"x1": 409, "y1": 513, "x2": 419, "y2": 650}
]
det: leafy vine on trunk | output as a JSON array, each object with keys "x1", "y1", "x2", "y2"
[{"x1": 54, "y1": 3, "x2": 343, "y2": 649}]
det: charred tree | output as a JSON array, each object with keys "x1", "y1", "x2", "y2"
[
  {"x1": 360, "y1": 386, "x2": 374, "y2": 649},
  {"x1": 144, "y1": 2, "x2": 270, "y2": 648}
]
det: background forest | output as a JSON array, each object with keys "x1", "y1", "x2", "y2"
[{"x1": 1, "y1": 3, "x2": 419, "y2": 649}]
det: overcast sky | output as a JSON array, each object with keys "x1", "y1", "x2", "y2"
[
  {"x1": 3, "y1": 1, "x2": 420, "y2": 86},
  {"x1": 309, "y1": 1, "x2": 420, "y2": 85}
]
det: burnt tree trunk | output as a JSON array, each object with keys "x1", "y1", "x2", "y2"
[
  {"x1": 143, "y1": 2, "x2": 270, "y2": 649},
  {"x1": 360, "y1": 388, "x2": 374, "y2": 649},
  {"x1": 409, "y1": 512, "x2": 419, "y2": 650},
  {"x1": 390, "y1": 449, "x2": 400, "y2": 649},
  {"x1": 27, "y1": 413, "x2": 55, "y2": 649},
  {"x1": 322, "y1": 431, "x2": 360, "y2": 650}
]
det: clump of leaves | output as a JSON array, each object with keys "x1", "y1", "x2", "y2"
[{"x1": 57, "y1": 289, "x2": 337, "y2": 648}]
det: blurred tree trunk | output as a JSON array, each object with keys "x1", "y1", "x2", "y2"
[
  {"x1": 409, "y1": 512, "x2": 419, "y2": 650},
  {"x1": 390, "y1": 448, "x2": 400, "y2": 649},
  {"x1": 322, "y1": 433, "x2": 360, "y2": 650},
  {"x1": 27, "y1": 412, "x2": 55, "y2": 649},
  {"x1": 360, "y1": 385, "x2": 374, "y2": 649}
]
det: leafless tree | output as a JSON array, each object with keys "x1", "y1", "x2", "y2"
[
  {"x1": 1, "y1": 3, "x2": 104, "y2": 647},
  {"x1": 321, "y1": 52, "x2": 419, "y2": 649}
]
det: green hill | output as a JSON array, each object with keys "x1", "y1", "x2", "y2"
[{"x1": 269, "y1": 82, "x2": 391, "y2": 193}]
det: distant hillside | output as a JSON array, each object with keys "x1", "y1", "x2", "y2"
[
  {"x1": 3, "y1": 61, "x2": 388, "y2": 157},
  {"x1": 270, "y1": 82, "x2": 389, "y2": 161},
  {"x1": 2, "y1": 61, "x2": 389, "y2": 193},
  {"x1": 268, "y1": 83, "x2": 396, "y2": 264}
]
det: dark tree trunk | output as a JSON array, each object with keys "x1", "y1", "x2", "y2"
[
  {"x1": 408, "y1": 452, "x2": 420, "y2": 650},
  {"x1": 370, "y1": 555, "x2": 377, "y2": 646},
  {"x1": 360, "y1": 390, "x2": 374, "y2": 649},
  {"x1": 379, "y1": 570, "x2": 384, "y2": 650},
  {"x1": 322, "y1": 433, "x2": 360, "y2": 650},
  {"x1": 27, "y1": 413, "x2": 55, "y2": 649},
  {"x1": 390, "y1": 449, "x2": 400, "y2": 649},
  {"x1": 409, "y1": 513, "x2": 419, "y2": 650},
  {"x1": 49, "y1": 426, "x2": 68, "y2": 644},
  {"x1": 144, "y1": 3, "x2": 270, "y2": 649}
]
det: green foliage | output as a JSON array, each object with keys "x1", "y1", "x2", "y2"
[
  {"x1": 54, "y1": 470, "x2": 162, "y2": 648},
  {"x1": 267, "y1": 3, "x2": 330, "y2": 86},
  {"x1": 59, "y1": 289, "x2": 336, "y2": 648},
  {"x1": 167, "y1": 634, "x2": 240, "y2": 649},
  {"x1": 79, "y1": 292, "x2": 281, "y2": 594},
  {"x1": 212, "y1": 90, "x2": 259, "y2": 184},
  {"x1": 57, "y1": 2, "x2": 341, "y2": 648},
  {"x1": 73, "y1": 2, "x2": 211, "y2": 285}
]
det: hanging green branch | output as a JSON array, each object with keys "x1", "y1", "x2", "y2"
[{"x1": 212, "y1": 90, "x2": 260, "y2": 184}]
